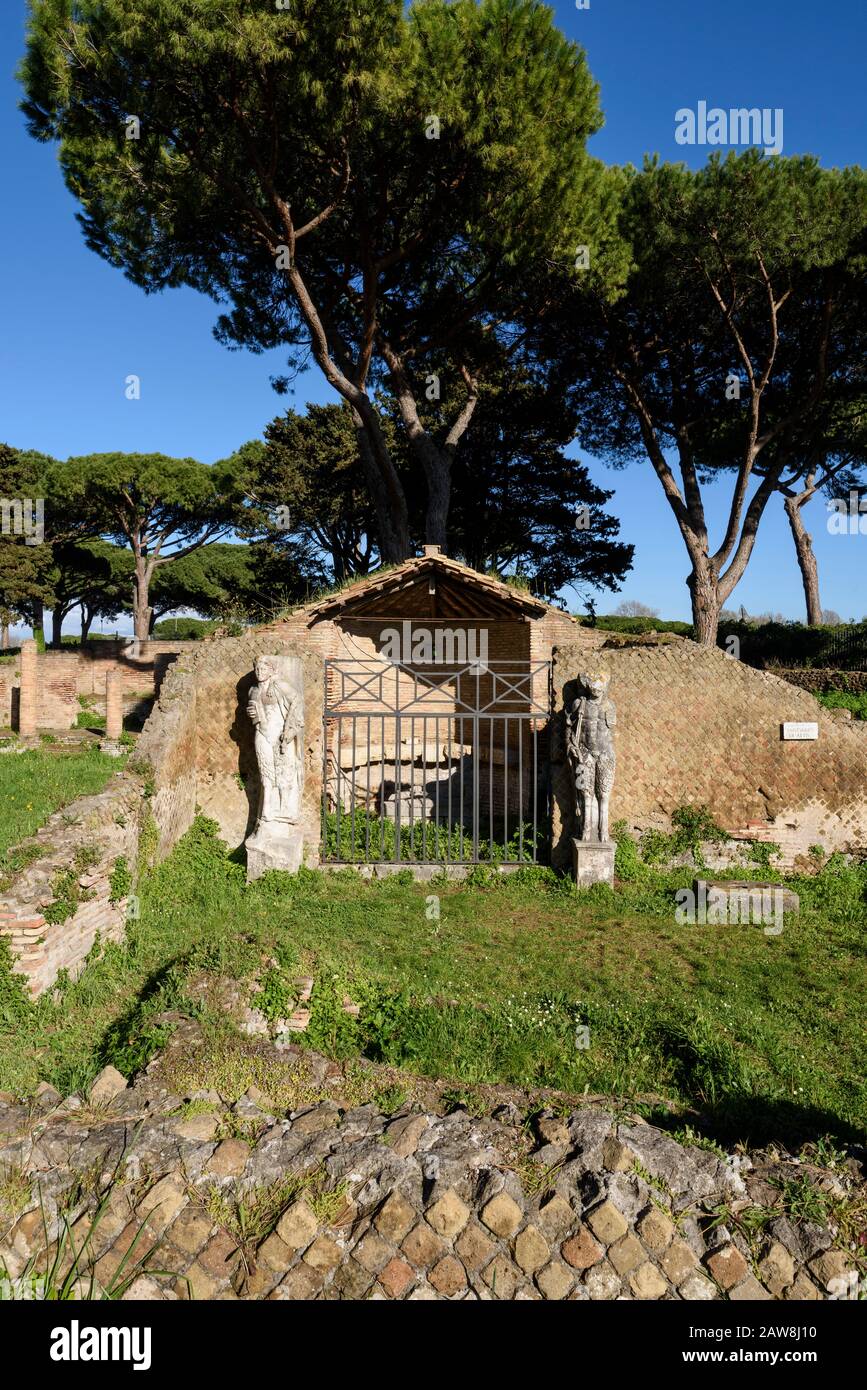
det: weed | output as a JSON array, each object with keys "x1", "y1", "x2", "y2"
[
  {"x1": 0, "y1": 1184, "x2": 176, "y2": 1300},
  {"x1": 0, "y1": 1164, "x2": 31, "y2": 1221},
  {"x1": 255, "y1": 968, "x2": 297, "y2": 1025},
  {"x1": 109, "y1": 856, "x2": 133, "y2": 904},
  {"x1": 372, "y1": 1082, "x2": 408, "y2": 1113}
]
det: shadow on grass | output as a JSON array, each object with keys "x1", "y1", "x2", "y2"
[
  {"x1": 648, "y1": 1094, "x2": 864, "y2": 1152},
  {"x1": 87, "y1": 957, "x2": 188, "y2": 1086}
]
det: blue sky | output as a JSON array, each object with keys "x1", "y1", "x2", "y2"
[{"x1": 1, "y1": 0, "x2": 865, "y2": 630}]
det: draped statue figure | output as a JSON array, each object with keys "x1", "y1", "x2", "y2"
[
  {"x1": 245, "y1": 654, "x2": 305, "y2": 877},
  {"x1": 566, "y1": 670, "x2": 616, "y2": 844}
]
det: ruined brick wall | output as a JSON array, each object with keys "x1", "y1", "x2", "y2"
[
  {"x1": 36, "y1": 653, "x2": 79, "y2": 729},
  {"x1": 0, "y1": 642, "x2": 193, "y2": 731},
  {"x1": 137, "y1": 633, "x2": 323, "y2": 860},
  {"x1": 551, "y1": 638, "x2": 867, "y2": 869},
  {"x1": 0, "y1": 776, "x2": 142, "y2": 997},
  {"x1": 133, "y1": 600, "x2": 601, "y2": 865},
  {"x1": 75, "y1": 640, "x2": 193, "y2": 698},
  {"x1": 0, "y1": 664, "x2": 15, "y2": 729},
  {"x1": 0, "y1": 653, "x2": 78, "y2": 730}
]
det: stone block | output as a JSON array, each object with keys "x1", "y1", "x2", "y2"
[{"x1": 573, "y1": 839, "x2": 615, "y2": 888}]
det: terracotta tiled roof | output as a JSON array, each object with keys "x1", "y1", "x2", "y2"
[{"x1": 298, "y1": 549, "x2": 560, "y2": 621}]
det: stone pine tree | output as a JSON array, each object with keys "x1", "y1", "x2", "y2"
[
  {"x1": 149, "y1": 540, "x2": 316, "y2": 629},
  {"x1": 254, "y1": 373, "x2": 634, "y2": 600},
  {"x1": 251, "y1": 406, "x2": 386, "y2": 582},
  {"x1": 537, "y1": 153, "x2": 867, "y2": 643},
  {"x1": 765, "y1": 403, "x2": 867, "y2": 626},
  {"x1": 0, "y1": 444, "x2": 57, "y2": 644},
  {"x1": 399, "y1": 366, "x2": 634, "y2": 600},
  {"x1": 59, "y1": 453, "x2": 246, "y2": 641},
  {"x1": 47, "y1": 540, "x2": 134, "y2": 644},
  {"x1": 20, "y1": 0, "x2": 615, "y2": 558}
]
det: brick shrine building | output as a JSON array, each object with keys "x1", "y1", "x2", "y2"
[{"x1": 262, "y1": 545, "x2": 592, "y2": 865}]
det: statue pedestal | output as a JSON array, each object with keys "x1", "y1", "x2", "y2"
[
  {"x1": 572, "y1": 839, "x2": 615, "y2": 888},
  {"x1": 246, "y1": 825, "x2": 303, "y2": 882}
]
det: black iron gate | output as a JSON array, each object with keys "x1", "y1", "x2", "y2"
[{"x1": 321, "y1": 659, "x2": 552, "y2": 866}]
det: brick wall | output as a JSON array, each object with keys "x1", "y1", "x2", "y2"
[
  {"x1": 74, "y1": 640, "x2": 192, "y2": 698},
  {"x1": 0, "y1": 641, "x2": 193, "y2": 731},
  {"x1": 137, "y1": 634, "x2": 324, "y2": 860},
  {"x1": 0, "y1": 652, "x2": 79, "y2": 730},
  {"x1": 134, "y1": 601, "x2": 600, "y2": 864},
  {"x1": 551, "y1": 638, "x2": 867, "y2": 869},
  {"x1": 0, "y1": 776, "x2": 143, "y2": 997},
  {"x1": 773, "y1": 668, "x2": 867, "y2": 695},
  {"x1": 37, "y1": 653, "x2": 79, "y2": 729}
]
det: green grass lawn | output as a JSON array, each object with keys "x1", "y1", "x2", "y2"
[
  {"x1": 0, "y1": 816, "x2": 863, "y2": 1150},
  {"x1": 815, "y1": 689, "x2": 867, "y2": 720},
  {"x1": 0, "y1": 743, "x2": 123, "y2": 866}
]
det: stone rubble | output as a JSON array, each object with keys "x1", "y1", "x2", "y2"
[{"x1": 0, "y1": 1054, "x2": 862, "y2": 1302}]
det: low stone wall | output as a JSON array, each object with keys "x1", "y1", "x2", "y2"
[
  {"x1": 0, "y1": 773, "x2": 144, "y2": 997},
  {"x1": 0, "y1": 1043, "x2": 854, "y2": 1300},
  {"x1": 552, "y1": 638, "x2": 867, "y2": 869},
  {"x1": 136, "y1": 633, "x2": 323, "y2": 861},
  {"x1": 773, "y1": 668, "x2": 867, "y2": 695}
]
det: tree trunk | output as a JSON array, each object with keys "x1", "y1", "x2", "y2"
[
  {"x1": 133, "y1": 558, "x2": 152, "y2": 641},
  {"x1": 80, "y1": 605, "x2": 93, "y2": 644},
  {"x1": 31, "y1": 603, "x2": 45, "y2": 649},
  {"x1": 1, "y1": 624, "x2": 9, "y2": 651},
  {"x1": 687, "y1": 564, "x2": 721, "y2": 646},
  {"x1": 421, "y1": 447, "x2": 451, "y2": 549},
  {"x1": 386, "y1": 368, "x2": 452, "y2": 549},
  {"x1": 352, "y1": 416, "x2": 410, "y2": 562},
  {"x1": 51, "y1": 605, "x2": 67, "y2": 648},
  {"x1": 784, "y1": 493, "x2": 822, "y2": 625}
]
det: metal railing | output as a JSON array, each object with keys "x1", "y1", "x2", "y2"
[{"x1": 321, "y1": 660, "x2": 552, "y2": 866}]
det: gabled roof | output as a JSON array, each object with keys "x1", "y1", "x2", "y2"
[{"x1": 301, "y1": 548, "x2": 559, "y2": 623}]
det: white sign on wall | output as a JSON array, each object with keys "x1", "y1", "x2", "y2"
[{"x1": 781, "y1": 722, "x2": 819, "y2": 741}]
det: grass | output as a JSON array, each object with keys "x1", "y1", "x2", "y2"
[
  {"x1": 323, "y1": 806, "x2": 542, "y2": 864},
  {"x1": 0, "y1": 1186, "x2": 179, "y2": 1301},
  {"x1": 815, "y1": 690, "x2": 867, "y2": 720},
  {"x1": 198, "y1": 1166, "x2": 348, "y2": 1263},
  {"x1": 0, "y1": 744, "x2": 122, "y2": 862},
  {"x1": 0, "y1": 816, "x2": 864, "y2": 1150}
]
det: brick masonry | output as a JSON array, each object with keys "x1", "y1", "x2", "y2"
[
  {"x1": 134, "y1": 568, "x2": 594, "y2": 861},
  {"x1": 552, "y1": 638, "x2": 867, "y2": 868},
  {"x1": 773, "y1": 668, "x2": 867, "y2": 696},
  {"x1": 0, "y1": 641, "x2": 193, "y2": 731},
  {"x1": 133, "y1": 580, "x2": 867, "y2": 871},
  {"x1": 0, "y1": 775, "x2": 143, "y2": 997},
  {"x1": 136, "y1": 633, "x2": 324, "y2": 860},
  {"x1": 0, "y1": 1044, "x2": 856, "y2": 1301}
]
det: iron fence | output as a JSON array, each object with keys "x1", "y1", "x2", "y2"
[{"x1": 321, "y1": 660, "x2": 552, "y2": 866}]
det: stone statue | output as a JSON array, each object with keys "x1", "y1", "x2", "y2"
[
  {"x1": 567, "y1": 670, "x2": 616, "y2": 843},
  {"x1": 245, "y1": 654, "x2": 305, "y2": 878}
]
